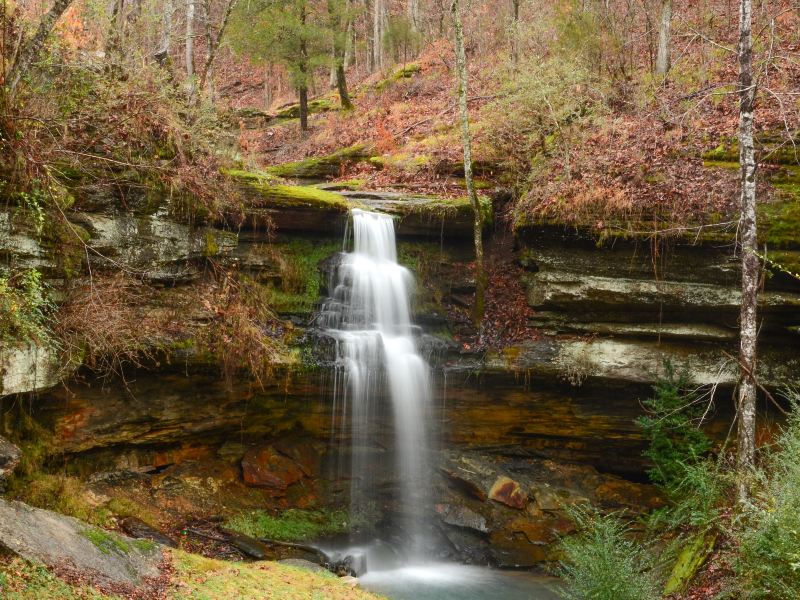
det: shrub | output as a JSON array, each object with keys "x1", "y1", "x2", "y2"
[
  {"x1": 637, "y1": 363, "x2": 712, "y2": 490},
  {"x1": 0, "y1": 268, "x2": 56, "y2": 346},
  {"x1": 557, "y1": 506, "x2": 659, "y2": 600},
  {"x1": 737, "y1": 393, "x2": 800, "y2": 599}
]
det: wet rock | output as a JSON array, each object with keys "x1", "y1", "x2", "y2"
[
  {"x1": 278, "y1": 558, "x2": 328, "y2": 573},
  {"x1": 439, "y1": 525, "x2": 493, "y2": 564},
  {"x1": 0, "y1": 498, "x2": 163, "y2": 591},
  {"x1": 272, "y1": 437, "x2": 324, "y2": 478},
  {"x1": 0, "y1": 436, "x2": 21, "y2": 492},
  {"x1": 119, "y1": 517, "x2": 177, "y2": 548},
  {"x1": 224, "y1": 530, "x2": 272, "y2": 559},
  {"x1": 435, "y1": 503, "x2": 488, "y2": 533},
  {"x1": 488, "y1": 476, "x2": 527, "y2": 510},
  {"x1": 241, "y1": 446, "x2": 305, "y2": 494},
  {"x1": 530, "y1": 484, "x2": 588, "y2": 512}
]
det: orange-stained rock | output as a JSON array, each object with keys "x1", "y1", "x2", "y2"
[
  {"x1": 241, "y1": 446, "x2": 304, "y2": 495},
  {"x1": 488, "y1": 476, "x2": 527, "y2": 509}
]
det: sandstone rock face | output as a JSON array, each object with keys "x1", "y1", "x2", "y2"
[
  {"x1": 241, "y1": 446, "x2": 305, "y2": 493},
  {"x1": 0, "y1": 498, "x2": 164, "y2": 593}
]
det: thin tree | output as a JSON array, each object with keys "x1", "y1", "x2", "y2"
[
  {"x1": 7, "y1": 0, "x2": 77, "y2": 96},
  {"x1": 655, "y1": 0, "x2": 672, "y2": 77},
  {"x1": 328, "y1": 0, "x2": 353, "y2": 109},
  {"x1": 451, "y1": 0, "x2": 485, "y2": 324},
  {"x1": 736, "y1": 0, "x2": 758, "y2": 500},
  {"x1": 186, "y1": 0, "x2": 196, "y2": 101},
  {"x1": 198, "y1": 0, "x2": 239, "y2": 97},
  {"x1": 372, "y1": 0, "x2": 385, "y2": 70},
  {"x1": 510, "y1": 0, "x2": 520, "y2": 66}
]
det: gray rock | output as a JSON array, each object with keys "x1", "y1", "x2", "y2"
[
  {"x1": 0, "y1": 498, "x2": 163, "y2": 591},
  {"x1": 278, "y1": 558, "x2": 328, "y2": 573},
  {"x1": 435, "y1": 503, "x2": 489, "y2": 533},
  {"x1": 0, "y1": 342, "x2": 63, "y2": 396},
  {"x1": 119, "y1": 517, "x2": 177, "y2": 548},
  {"x1": 0, "y1": 436, "x2": 21, "y2": 492}
]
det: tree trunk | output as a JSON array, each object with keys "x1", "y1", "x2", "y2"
[
  {"x1": 155, "y1": 0, "x2": 173, "y2": 65},
  {"x1": 373, "y1": 0, "x2": 385, "y2": 70},
  {"x1": 185, "y1": 0, "x2": 196, "y2": 101},
  {"x1": 7, "y1": 0, "x2": 76, "y2": 96},
  {"x1": 736, "y1": 0, "x2": 757, "y2": 502},
  {"x1": 198, "y1": 0, "x2": 238, "y2": 95},
  {"x1": 298, "y1": 85, "x2": 309, "y2": 133},
  {"x1": 336, "y1": 63, "x2": 352, "y2": 109},
  {"x1": 655, "y1": 0, "x2": 672, "y2": 77},
  {"x1": 450, "y1": 0, "x2": 485, "y2": 325},
  {"x1": 510, "y1": 0, "x2": 520, "y2": 65},
  {"x1": 106, "y1": 0, "x2": 125, "y2": 56},
  {"x1": 407, "y1": 0, "x2": 419, "y2": 32}
]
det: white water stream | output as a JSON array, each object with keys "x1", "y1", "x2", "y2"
[{"x1": 320, "y1": 208, "x2": 432, "y2": 558}]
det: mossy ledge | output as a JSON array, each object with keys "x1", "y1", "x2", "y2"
[{"x1": 265, "y1": 144, "x2": 376, "y2": 179}]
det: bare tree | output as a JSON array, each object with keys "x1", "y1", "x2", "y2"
[
  {"x1": 7, "y1": 0, "x2": 77, "y2": 96},
  {"x1": 155, "y1": 0, "x2": 174, "y2": 65},
  {"x1": 736, "y1": 0, "x2": 758, "y2": 501},
  {"x1": 451, "y1": 0, "x2": 485, "y2": 324},
  {"x1": 655, "y1": 0, "x2": 672, "y2": 77},
  {"x1": 408, "y1": 0, "x2": 420, "y2": 33}
]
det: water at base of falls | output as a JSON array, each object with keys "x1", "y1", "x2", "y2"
[{"x1": 319, "y1": 208, "x2": 433, "y2": 563}]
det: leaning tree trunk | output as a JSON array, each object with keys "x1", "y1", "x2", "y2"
[
  {"x1": 655, "y1": 0, "x2": 672, "y2": 77},
  {"x1": 736, "y1": 0, "x2": 758, "y2": 502},
  {"x1": 451, "y1": 0, "x2": 485, "y2": 325},
  {"x1": 8, "y1": 0, "x2": 76, "y2": 96}
]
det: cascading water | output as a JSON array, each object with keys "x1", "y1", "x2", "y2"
[{"x1": 319, "y1": 208, "x2": 432, "y2": 563}]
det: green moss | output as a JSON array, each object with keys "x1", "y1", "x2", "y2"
[
  {"x1": 224, "y1": 508, "x2": 349, "y2": 542},
  {"x1": 758, "y1": 198, "x2": 800, "y2": 248},
  {"x1": 273, "y1": 97, "x2": 335, "y2": 120},
  {"x1": 375, "y1": 62, "x2": 421, "y2": 91},
  {"x1": 265, "y1": 144, "x2": 374, "y2": 179},
  {"x1": 262, "y1": 238, "x2": 340, "y2": 314},
  {"x1": 203, "y1": 231, "x2": 220, "y2": 257},
  {"x1": 80, "y1": 527, "x2": 132, "y2": 556},
  {"x1": 225, "y1": 169, "x2": 362, "y2": 211},
  {"x1": 105, "y1": 497, "x2": 159, "y2": 529},
  {"x1": 369, "y1": 153, "x2": 431, "y2": 172}
]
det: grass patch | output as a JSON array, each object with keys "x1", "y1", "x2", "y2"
[
  {"x1": 224, "y1": 508, "x2": 349, "y2": 542},
  {"x1": 11, "y1": 473, "x2": 112, "y2": 528},
  {"x1": 172, "y1": 550, "x2": 377, "y2": 600}
]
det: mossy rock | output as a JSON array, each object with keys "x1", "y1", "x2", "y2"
[
  {"x1": 703, "y1": 137, "x2": 800, "y2": 166},
  {"x1": 664, "y1": 532, "x2": 717, "y2": 595},
  {"x1": 225, "y1": 169, "x2": 365, "y2": 233},
  {"x1": 265, "y1": 144, "x2": 376, "y2": 179},
  {"x1": 273, "y1": 97, "x2": 335, "y2": 120},
  {"x1": 369, "y1": 153, "x2": 432, "y2": 173},
  {"x1": 374, "y1": 62, "x2": 421, "y2": 91},
  {"x1": 758, "y1": 198, "x2": 800, "y2": 248}
]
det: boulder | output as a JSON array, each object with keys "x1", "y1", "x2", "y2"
[
  {"x1": 241, "y1": 446, "x2": 305, "y2": 494},
  {"x1": 0, "y1": 436, "x2": 21, "y2": 492},
  {"x1": 0, "y1": 342, "x2": 63, "y2": 396},
  {"x1": 488, "y1": 476, "x2": 527, "y2": 509},
  {"x1": 0, "y1": 498, "x2": 163, "y2": 593},
  {"x1": 434, "y1": 503, "x2": 488, "y2": 533}
]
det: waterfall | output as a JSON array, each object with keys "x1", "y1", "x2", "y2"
[{"x1": 320, "y1": 208, "x2": 432, "y2": 560}]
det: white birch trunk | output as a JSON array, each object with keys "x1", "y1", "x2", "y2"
[
  {"x1": 185, "y1": 0, "x2": 195, "y2": 99},
  {"x1": 736, "y1": 0, "x2": 758, "y2": 501}
]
